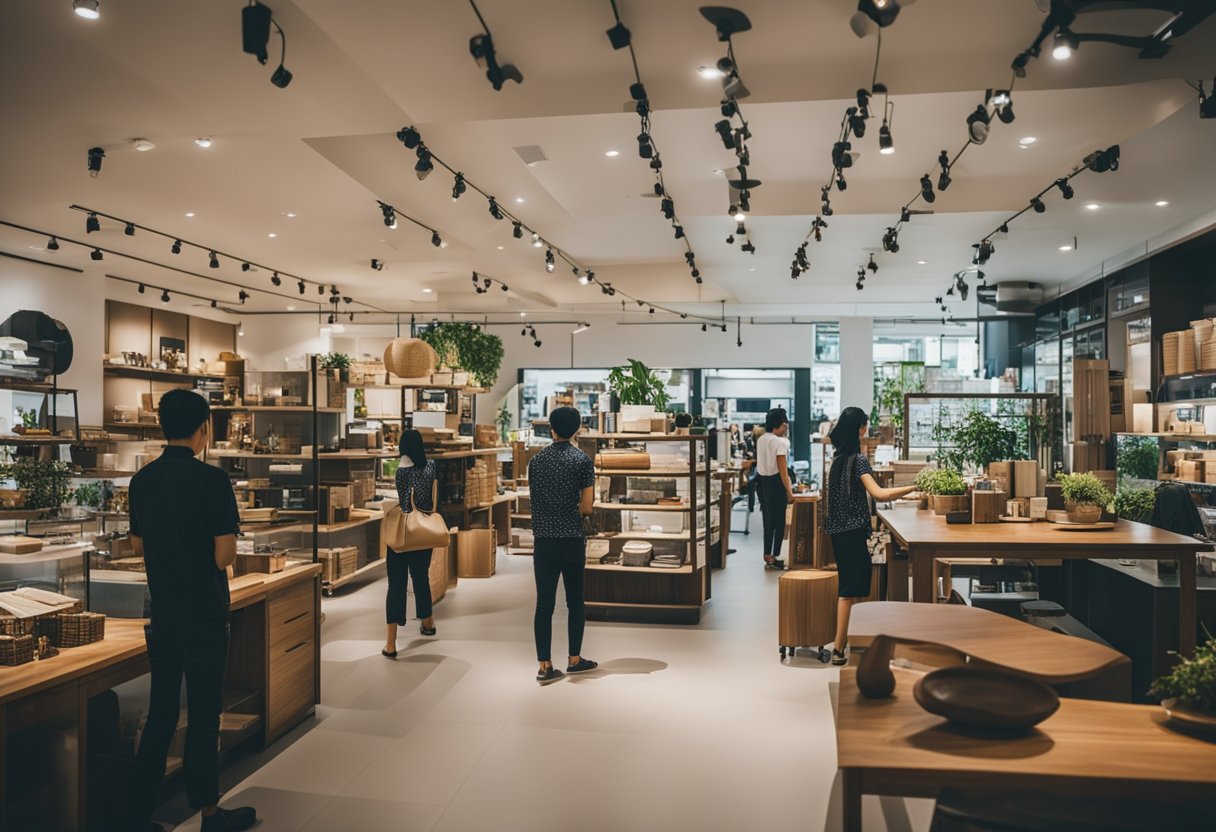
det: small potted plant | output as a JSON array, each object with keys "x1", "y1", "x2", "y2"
[
  {"x1": 1150, "y1": 628, "x2": 1216, "y2": 735},
  {"x1": 1113, "y1": 486, "x2": 1156, "y2": 524},
  {"x1": 919, "y1": 468, "x2": 968, "y2": 515},
  {"x1": 1057, "y1": 472, "x2": 1113, "y2": 524}
]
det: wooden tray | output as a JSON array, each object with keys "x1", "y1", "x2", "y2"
[
  {"x1": 997, "y1": 516, "x2": 1034, "y2": 523},
  {"x1": 1050, "y1": 521, "x2": 1118, "y2": 531},
  {"x1": 913, "y1": 665, "x2": 1059, "y2": 729}
]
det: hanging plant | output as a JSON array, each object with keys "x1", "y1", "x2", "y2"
[
  {"x1": 419, "y1": 323, "x2": 504, "y2": 388},
  {"x1": 607, "y1": 359, "x2": 670, "y2": 411}
]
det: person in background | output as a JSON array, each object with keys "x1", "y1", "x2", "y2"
[
  {"x1": 127, "y1": 389, "x2": 256, "y2": 832},
  {"x1": 383, "y1": 429, "x2": 438, "y2": 658},
  {"x1": 756, "y1": 408, "x2": 795, "y2": 570},
  {"x1": 825, "y1": 406, "x2": 917, "y2": 666},
  {"x1": 528, "y1": 405, "x2": 598, "y2": 685}
]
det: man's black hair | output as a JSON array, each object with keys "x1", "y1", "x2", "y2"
[
  {"x1": 549, "y1": 405, "x2": 582, "y2": 439},
  {"x1": 159, "y1": 388, "x2": 211, "y2": 440}
]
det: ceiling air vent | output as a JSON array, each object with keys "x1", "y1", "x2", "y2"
[
  {"x1": 513, "y1": 145, "x2": 549, "y2": 167},
  {"x1": 994, "y1": 281, "x2": 1045, "y2": 314}
]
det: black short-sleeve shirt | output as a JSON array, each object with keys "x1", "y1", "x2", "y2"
[
  {"x1": 528, "y1": 441, "x2": 596, "y2": 539},
  {"x1": 129, "y1": 445, "x2": 240, "y2": 627},
  {"x1": 825, "y1": 453, "x2": 874, "y2": 535},
  {"x1": 396, "y1": 459, "x2": 437, "y2": 512}
]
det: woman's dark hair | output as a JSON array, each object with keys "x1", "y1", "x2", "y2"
[
  {"x1": 764, "y1": 408, "x2": 788, "y2": 432},
  {"x1": 159, "y1": 388, "x2": 210, "y2": 440},
  {"x1": 674, "y1": 412, "x2": 693, "y2": 428},
  {"x1": 829, "y1": 406, "x2": 869, "y2": 459},
  {"x1": 399, "y1": 429, "x2": 427, "y2": 468}
]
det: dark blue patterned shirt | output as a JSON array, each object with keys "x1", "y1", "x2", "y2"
[
  {"x1": 396, "y1": 459, "x2": 436, "y2": 513},
  {"x1": 528, "y1": 441, "x2": 595, "y2": 539},
  {"x1": 825, "y1": 453, "x2": 874, "y2": 535}
]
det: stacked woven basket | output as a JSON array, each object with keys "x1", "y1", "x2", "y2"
[{"x1": 1164, "y1": 319, "x2": 1216, "y2": 375}]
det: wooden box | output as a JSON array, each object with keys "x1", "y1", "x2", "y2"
[
  {"x1": 986, "y1": 462, "x2": 1012, "y2": 495},
  {"x1": 319, "y1": 485, "x2": 352, "y2": 525},
  {"x1": 318, "y1": 546, "x2": 358, "y2": 582},
  {"x1": 1011, "y1": 460, "x2": 1040, "y2": 498},
  {"x1": 456, "y1": 527, "x2": 496, "y2": 578},
  {"x1": 0, "y1": 536, "x2": 44, "y2": 555},
  {"x1": 972, "y1": 489, "x2": 1007, "y2": 524},
  {"x1": 1178, "y1": 460, "x2": 1206, "y2": 482},
  {"x1": 236, "y1": 552, "x2": 286, "y2": 575}
]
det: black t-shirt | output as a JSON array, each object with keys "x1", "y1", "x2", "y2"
[
  {"x1": 825, "y1": 453, "x2": 874, "y2": 535},
  {"x1": 528, "y1": 441, "x2": 595, "y2": 539},
  {"x1": 129, "y1": 445, "x2": 240, "y2": 627}
]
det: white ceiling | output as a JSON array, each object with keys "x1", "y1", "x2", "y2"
[{"x1": 0, "y1": 0, "x2": 1213, "y2": 323}]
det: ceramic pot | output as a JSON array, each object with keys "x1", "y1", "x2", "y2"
[
  {"x1": 1066, "y1": 502, "x2": 1103, "y2": 524},
  {"x1": 932, "y1": 494, "x2": 968, "y2": 516}
]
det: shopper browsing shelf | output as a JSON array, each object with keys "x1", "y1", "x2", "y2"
[
  {"x1": 527, "y1": 406, "x2": 598, "y2": 685},
  {"x1": 825, "y1": 407, "x2": 917, "y2": 666},
  {"x1": 756, "y1": 408, "x2": 795, "y2": 570},
  {"x1": 126, "y1": 390, "x2": 256, "y2": 832},
  {"x1": 383, "y1": 429, "x2": 438, "y2": 658}
]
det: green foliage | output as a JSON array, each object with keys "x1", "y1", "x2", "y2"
[
  {"x1": 1057, "y1": 471, "x2": 1113, "y2": 507},
  {"x1": 1149, "y1": 628, "x2": 1216, "y2": 711},
  {"x1": 607, "y1": 359, "x2": 670, "y2": 411},
  {"x1": 15, "y1": 406, "x2": 39, "y2": 429},
  {"x1": 318, "y1": 353, "x2": 352, "y2": 370},
  {"x1": 934, "y1": 409, "x2": 1021, "y2": 472},
  {"x1": 71, "y1": 480, "x2": 105, "y2": 509},
  {"x1": 419, "y1": 323, "x2": 504, "y2": 388},
  {"x1": 497, "y1": 403, "x2": 512, "y2": 444},
  {"x1": 0, "y1": 458, "x2": 72, "y2": 509},
  {"x1": 1117, "y1": 435, "x2": 1159, "y2": 481},
  {"x1": 1113, "y1": 486, "x2": 1156, "y2": 523},
  {"x1": 915, "y1": 467, "x2": 968, "y2": 496},
  {"x1": 872, "y1": 363, "x2": 925, "y2": 432}
]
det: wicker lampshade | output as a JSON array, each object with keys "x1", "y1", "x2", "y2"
[{"x1": 383, "y1": 338, "x2": 436, "y2": 379}]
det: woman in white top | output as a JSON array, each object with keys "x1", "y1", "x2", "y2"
[{"x1": 755, "y1": 408, "x2": 795, "y2": 570}]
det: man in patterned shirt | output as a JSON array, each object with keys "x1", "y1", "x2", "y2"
[{"x1": 527, "y1": 406, "x2": 598, "y2": 684}]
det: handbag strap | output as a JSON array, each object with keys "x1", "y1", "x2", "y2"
[{"x1": 407, "y1": 473, "x2": 438, "y2": 516}]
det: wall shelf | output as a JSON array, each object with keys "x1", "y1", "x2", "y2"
[{"x1": 102, "y1": 364, "x2": 224, "y2": 383}]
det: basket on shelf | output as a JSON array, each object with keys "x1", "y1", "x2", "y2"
[
  {"x1": 0, "y1": 634, "x2": 35, "y2": 666},
  {"x1": 0, "y1": 614, "x2": 30, "y2": 636},
  {"x1": 52, "y1": 611, "x2": 106, "y2": 648},
  {"x1": 1203, "y1": 341, "x2": 1216, "y2": 372},
  {"x1": 1163, "y1": 331, "x2": 1181, "y2": 376}
]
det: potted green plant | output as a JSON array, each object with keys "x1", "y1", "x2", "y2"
[
  {"x1": 608, "y1": 359, "x2": 670, "y2": 415},
  {"x1": 71, "y1": 480, "x2": 106, "y2": 511},
  {"x1": 940, "y1": 409, "x2": 1021, "y2": 474},
  {"x1": 419, "y1": 323, "x2": 504, "y2": 388},
  {"x1": 318, "y1": 352, "x2": 352, "y2": 382},
  {"x1": 917, "y1": 468, "x2": 968, "y2": 515},
  {"x1": 1113, "y1": 486, "x2": 1156, "y2": 524},
  {"x1": 1057, "y1": 472, "x2": 1113, "y2": 524},
  {"x1": 1149, "y1": 628, "x2": 1216, "y2": 732},
  {"x1": 497, "y1": 403, "x2": 512, "y2": 445},
  {"x1": 1, "y1": 458, "x2": 71, "y2": 510}
]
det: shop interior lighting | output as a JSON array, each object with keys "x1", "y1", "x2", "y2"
[{"x1": 73, "y1": 0, "x2": 100, "y2": 20}]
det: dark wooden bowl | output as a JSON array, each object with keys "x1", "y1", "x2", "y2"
[{"x1": 913, "y1": 665, "x2": 1060, "y2": 730}]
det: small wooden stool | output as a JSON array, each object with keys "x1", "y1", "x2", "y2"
[{"x1": 777, "y1": 569, "x2": 838, "y2": 662}]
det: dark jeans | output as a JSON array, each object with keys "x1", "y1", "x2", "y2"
[
  {"x1": 533, "y1": 538, "x2": 586, "y2": 662},
  {"x1": 128, "y1": 620, "x2": 230, "y2": 829},
  {"x1": 757, "y1": 474, "x2": 788, "y2": 557},
  {"x1": 386, "y1": 548, "x2": 434, "y2": 624}
]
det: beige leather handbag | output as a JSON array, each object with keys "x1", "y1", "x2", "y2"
[{"x1": 384, "y1": 482, "x2": 449, "y2": 551}]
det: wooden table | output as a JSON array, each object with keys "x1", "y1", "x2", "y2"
[
  {"x1": 877, "y1": 506, "x2": 1210, "y2": 655},
  {"x1": 836, "y1": 666, "x2": 1216, "y2": 832}
]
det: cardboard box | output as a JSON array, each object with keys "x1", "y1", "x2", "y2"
[
  {"x1": 456, "y1": 528, "x2": 496, "y2": 578},
  {"x1": 1178, "y1": 460, "x2": 1206, "y2": 482},
  {"x1": 1012, "y1": 460, "x2": 1040, "y2": 498}
]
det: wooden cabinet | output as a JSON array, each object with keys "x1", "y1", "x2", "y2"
[{"x1": 263, "y1": 576, "x2": 318, "y2": 743}]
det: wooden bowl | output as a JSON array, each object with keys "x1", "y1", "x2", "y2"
[{"x1": 913, "y1": 665, "x2": 1059, "y2": 730}]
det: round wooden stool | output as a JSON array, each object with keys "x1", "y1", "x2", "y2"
[{"x1": 777, "y1": 569, "x2": 838, "y2": 662}]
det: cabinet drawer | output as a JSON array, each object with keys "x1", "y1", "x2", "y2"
[
  {"x1": 268, "y1": 636, "x2": 315, "y2": 736},
  {"x1": 268, "y1": 580, "x2": 314, "y2": 632},
  {"x1": 270, "y1": 608, "x2": 314, "y2": 653}
]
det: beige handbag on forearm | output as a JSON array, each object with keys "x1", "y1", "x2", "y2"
[{"x1": 384, "y1": 482, "x2": 450, "y2": 551}]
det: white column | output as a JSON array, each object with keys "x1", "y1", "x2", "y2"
[{"x1": 838, "y1": 316, "x2": 873, "y2": 416}]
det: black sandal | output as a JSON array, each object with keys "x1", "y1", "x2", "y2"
[
  {"x1": 420, "y1": 624, "x2": 436, "y2": 636},
  {"x1": 382, "y1": 648, "x2": 397, "y2": 659}
]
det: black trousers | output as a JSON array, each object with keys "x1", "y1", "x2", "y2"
[
  {"x1": 757, "y1": 474, "x2": 788, "y2": 557},
  {"x1": 533, "y1": 538, "x2": 586, "y2": 662},
  {"x1": 386, "y1": 548, "x2": 434, "y2": 624},
  {"x1": 128, "y1": 620, "x2": 229, "y2": 829}
]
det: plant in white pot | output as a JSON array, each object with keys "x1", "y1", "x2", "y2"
[
  {"x1": 917, "y1": 468, "x2": 968, "y2": 515},
  {"x1": 1150, "y1": 629, "x2": 1216, "y2": 734},
  {"x1": 1057, "y1": 472, "x2": 1113, "y2": 524},
  {"x1": 608, "y1": 359, "x2": 670, "y2": 432}
]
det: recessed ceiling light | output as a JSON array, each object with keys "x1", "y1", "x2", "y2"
[
  {"x1": 519, "y1": 311, "x2": 527, "y2": 318},
  {"x1": 132, "y1": 138, "x2": 156, "y2": 152},
  {"x1": 422, "y1": 288, "x2": 433, "y2": 293},
  {"x1": 514, "y1": 197, "x2": 525, "y2": 204},
  {"x1": 698, "y1": 66, "x2": 725, "y2": 80},
  {"x1": 74, "y1": 0, "x2": 100, "y2": 20},
  {"x1": 604, "y1": 150, "x2": 620, "y2": 157},
  {"x1": 1059, "y1": 244, "x2": 1073, "y2": 251},
  {"x1": 1155, "y1": 200, "x2": 1169, "y2": 207},
  {"x1": 267, "y1": 232, "x2": 276, "y2": 238},
  {"x1": 439, "y1": 240, "x2": 449, "y2": 248},
  {"x1": 185, "y1": 212, "x2": 195, "y2": 218},
  {"x1": 1018, "y1": 136, "x2": 1037, "y2": 146},
  {"x1": 195, "y1": 137, "x2": 213, "y2": 149},
  {"x1": 1085, "y1": 203, "x2": 1100, "y2": 210},
  {"x1": 712, "y1": 168, "x2": 725, "y2": 175},
  {"x1": 917, "y1": 260, "x2": 927, "y2": 265},
  {"x1": 496, "y1": 245, "x2": 504, "y2": 250},
  {"x1": 748, "y1": 267, "x2": 756, "y2": 272},
  {"x1": 286, "y1": 305, "x2": 296, "y2": 311},
  {"x1": 285, "y1": 212, "x2": 297, "y2": 218}
]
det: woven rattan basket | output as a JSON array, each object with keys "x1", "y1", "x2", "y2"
[
  {"x1": 0, "y1": 634, "x2": 35, "y2": 666},
  {"x1": 53, "y1": 611, "x2": 106, "y2": 648},
  {"x1": 383, "y1": 338, "x2": 437, "y2": 379}
]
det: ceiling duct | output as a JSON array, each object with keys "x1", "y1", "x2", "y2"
[{"x1": 994, "y1": 281, "x2": 1046, "y2": 314}]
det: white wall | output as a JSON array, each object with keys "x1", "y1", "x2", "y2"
[{"x1": 839, "y1": 316, "x2": 874, "y2": 415}]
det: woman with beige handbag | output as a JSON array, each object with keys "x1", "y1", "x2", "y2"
[{"x1": 383, "y1": 430, "x2": 443, "y2": 657}]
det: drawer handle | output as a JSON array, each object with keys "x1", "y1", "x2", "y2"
[
  {"x1": 284, "y1": 641, "x2": 308, "y2": 654},
  {"x1": 283, "y1": 611, "x2": 310, "y2": 625}
]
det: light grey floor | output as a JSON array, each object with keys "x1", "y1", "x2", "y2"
[{"x1": 163, "y1": 508, "x2": 933, "y2": 832}]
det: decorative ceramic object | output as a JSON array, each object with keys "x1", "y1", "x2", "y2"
[
  {"x1": 1065, "y1": 501, "x2": 1103, "y2": 524},
  {"x1": 1160, "y1": 699, "x2": 1216, "y2": 739},
  {"x1": 913, "y1": 665, "x2": 1060, "y2": 730}
]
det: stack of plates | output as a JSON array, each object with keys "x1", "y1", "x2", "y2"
[
  {"x1": 1163, "y1": 332, "x2": 1180, "y2": 376},
  {"x1": 1178, "y1": 330, "x2": 1197, "y2": 373},
  {"x1": 1202, "y1": 340, "x2": 1216, "y2": 371}
]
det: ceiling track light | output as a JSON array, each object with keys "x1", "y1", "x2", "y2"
[
  {"x1": 73, "y1": 0, "x2": 100, "y2": 20},
  {"x1": 241, "y1": 262, "x2": 252, "y2": 272},
  {"x1": 124, "y1": 222, "x2": 136, "y2": 236},
  {"x1": 531, "y1": 232, "x2": 542, "y2": 248},
  {"x1": 46, "y1": 236, "x2": 60, "y2": 251},
  {"x1": 270, "y1": 271, "x2": 281, "y2": 285},
  {"x1": 488, "y1": 197, "x2": 502, "y2": 220},
  {"x1": 966, "y1": 104, "x2": 990, "y2": 144},
  {"x1": 86, "y1": 213, "x2": 100, "y2": 233},
  {"x1": 919, "y1": 174, "x2": 936, "y2": 204},
  {"x1": 544, "y1": 248, "x2": 555, "y2": 273},
  {"x1": 1052, "y1": 28, "x2": 1077, "y2": 61},
  {"x1": 1030, "y1": 197, "x2": 1046, "y2": 214},
  {"x1": 138, "y1": 283, "x2": 145, "y2": 294},
  {"x1": 87, "y1": 147, "x2": 104, "y2": 178},
  {"x1": 451, "y1": 173, "x2": 466, "y2": 201},
  {"x1": 208, "y1": 250, "x2": 220, "y2": 268},
  {"x1": 1055, "y1": 178, "x2": 1074, "y2": 199},
  {"x1": 431, "y1": 230, "x2": 443, "y2": 247},
  {"x1": 90, "y1": 248, "x2": 103, "y2": 261},
  {"x1": 513, "y1": 222, "x2": 523, "y2": 239}
]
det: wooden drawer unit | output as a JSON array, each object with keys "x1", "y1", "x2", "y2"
[
  {"x1": 269, "y1": 580, "x2": 314, "y2": 652},
  {"x1": 265, "y1": 578, "x2": 318, "y2": 741}
]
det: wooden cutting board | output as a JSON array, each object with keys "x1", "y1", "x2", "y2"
[{"x1": 0, "y1": 536, "x2": 44, "y2": 555}]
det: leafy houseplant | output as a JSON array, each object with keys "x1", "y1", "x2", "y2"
[
  {"x1": 1, "y1": 458, "x2": 72, "y2": 509},
  {"x1": 1116, "y1": 434, "x2": 1160, "y2": 482},
  {"x1": 72, "y1": 480, "x2": 106, "y2": 510},
  {"x1": 1057, "y1": 472, "x2": 1113, "y2": 524},
  {"x1": 1149, "y1": 628, "x2": 1216, "y2": 714},
  {"x1": 419, "y1": 323, "x2": 505, "y2": 388},
  {"x1": 938, "y1": 409, "x2": 1022, "y2": 473},
  {"x1": 1113, "y1": 486, "x2": 1156, "y2": 524},
  {"x1": 607, "y1": 359, "x2": 670, "y2": 411},
  {"x1": 497, "y1": 403, "x2": 512, "y2": 445},
  {"x1": 872, "y1": 363, "x2": 925, "y2": 436},
  {"x1": 318, "y1": 353, "x2": 352, "y2": 370},
  {"x1": 916, "y1": 468, "x2": 968, "y2": 515}
]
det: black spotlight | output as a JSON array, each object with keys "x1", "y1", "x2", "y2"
[
  {"x1": 488, "y1": 197, "x2": 502, "y2": 220},
  {"x1": 46, "y1": 236, "x2": 60, "y2": 251},
  {"x1": 856, "y1": 0, "x2": 901, "y2": 29},
  {"x1": 431, "y1": 230, "x2": 443, "y2": 247},
  {"x1": 674, "y1": 225, "x2": 685, "y2": 239},
  {"x1": 239, "y1": 290, "x2": 249, "y2": 303},
  {"x1": 878, "y1": 122, "x2": 893, "y2": 153},
  {"x1": 976, "y1": 239, "x2": 995, "y2": 264},
  {"x1": 87, "y1": 146, "x2": 105, "y2": 178},
  {"x1": 123, "y1": 222, "x2": 135, "y2": 236},
  {"x1": 242, "y1": 2, "x2": 272, "y2": 64},
  {"x1": 993, "y1": 89, "x2": 1015, "y2": 124},
  {"x1": 920, "y1": 174, "x2": 936, "y2": 204},
  {"x1": 138, "y1": 284, "x2": 145, "y2": 294},
  {"x1": 836, "y1": 175, "x2": 848, "y2": 192},
  {"x1": 966, "y1": 105, "x2": 990, "y2": 144},
  {"x1": 1083, "y1": 145, "x2": 1120, "y2": 173},
  {"x1": 242, "y1": 262, "x2": 252, "y2": 272},
  {"x1": 271, "y1": 63, "x2": 292, "y2": 88},
  {"x1": 90, "y1": 248, "x2": 103, "y2": 261},
  {"x1": 469, "y1": 32, "x2": 523, "y2": 91},
  {"x1": 660, "y1": 198, "x2": 674, "y2": 220},
  {"x1": 637, "y1": 132, "x2": 653, "y2": 159},
  {"x1": 512, "y1": 221, "x2": 523, "y2": 239},
  {"x1": 1030, "y1": 197, "x2": 1046, "y2": 213},
  {"x1": 86, "y1": 213, "x2": 100, "y2": 233},
  {"x1": 847, "y1": 106, "x2": 867, "y2": 139},
  {"x1": 297, "y1": 280, "x2": 306, "y2": 294},
  {"x1": 606, "y1": 21, "x2": 631, "y2": 49},
  {"x1": 451, "y1": 173, "x2": 467, "y2": 201},
  {"x1": 714, "y1": 120, "x2": 736, "y2": 151},
  {"x1": 415, "y1": 150, "x2": 434, "y2": 180},
  {"x1": 867, "y1": 255, "x2": 878, "y2": 274},
  {"x1": 831, "y1": 141, "x2": 853, "y2": 169},
  {"x1": 1055, "y1": 178, "x2": 1075, "y2": 199},
  {"x1": 370, "y1": 260, "x2": 383, "y2": 271},
  {"x1": 209, "y1": 251, "x2": 220, "y2": 268},
  {"x1": 544, "y1": 248, "x2": 555, "y2": 273},
  {"x1": 271, "y1": 272, "x2": 282, "y2": 286},
  {"x1": 160, "y1": 289, "x2": 170, "y2": 304},
  {"x1": 937, "y1": 150, "x2": 952, "y2": 191},
  {"x1": 396, "y1": 127, "x2": 421, "y2": 149}
]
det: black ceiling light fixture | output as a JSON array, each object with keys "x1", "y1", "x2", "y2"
[
  {"x1": 73, "y1": 0, "x2": 100, "y2": 20},
  {"x1": 123, "y1": 222, "x2": 135, "y2": 236},
  {"x1": 90, "y1": 248, "x2": 103, "y2": 261},
  {"x1": 208, "y1": 250, "x2": 220, "y2": 268},
  {"x1": 241, "y1": 262, "x2": 252, "y2": 272},
  {"x1": 512, "y1": 221, "x2": 523, "y2": 239},
  {"x1": 380, "y1": 202, "x2": 397, "y2": 229},
  {"x1": 882, "y1": 226, "x2": 900, "y2": 253},
  {"x1": 297, "y1": 279, "x2": 306, "y2": 294},
  {"x1": 1083, "y1": 144, "x2": 1120, "y2": 173},
  {"x1": 1052, "y1": 27, "x2": 1078, "y2": 60},
  {"x1": 451, "y1": 173, "x2": 467, "y2": 201},
  {"x1": 966, "y1": 104, "x2": 991, "y2": 144},
  {"x1": 241, "y1": 2, "x2": 292, "y2": 89},
  {"x1": 544, "y1": 248, "x2": 555, "y2": 273},
  {"x1": 431, "y1": 230, "x2": 443, "y2": 247},
  {"x1": 160, "y1": 289, "x2": 171, "y2": 303},
  {"x1": 937, "y1": 150, "x2": 952, "y2": 191},
  {"x1": 975, "y1": 238, "x2": 995, "y2": 265},
  {"x1": 992, "y1": 89, "x2": 1015, "y2": 124},
  {"x1": 488, "y1": 197, "x2": 502, "y2": 220},
  {"x1": 468, "y1": 0, "x2": 522, "y2": 90},
  {"x1": 1030, "y1": 197, "x2": 1046, "y2": 213},
  {"x1": 46, "y1": 236, "x2": 60, "y2": 251},
  {"x1": 1194, "y1": 78, "x2": 1216, "y2": 119},
  {"x1": 171, "y1": 238, "x2": 182, "y2": 254},
  {"x1": 415, "y1": 148, "x2": 434, "y2": 181},
  {"x1": 138, "y1": 283, "x2": 145, "y2": 294},
  {"x1": 850, "y1": 0, "x2": 908, "y2": 37},
  {"x1": 867, "y1": 254, "x2": 878, "y2": 273},
  {"x1": 878, "y1": 99, "x2": 895, "y2": 154},
  {"x1": 87, "y1": 146, "x2": 104, "y2": 178},
  {"x1": 1055, "y1": 177, "x2": 1075, "y2": 199},
  {"x1": 370, "y1": 260, "x2": 383, "y2": 271},
  {"x1": 919, "y1": 174, "x2": 936, "y2": 203},
  {"x1": 86, "y1": 212, "x2": 100, "y2": 233}
]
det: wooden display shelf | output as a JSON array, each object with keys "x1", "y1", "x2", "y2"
[
  {"x1": 102, "y1": 364, "x2": 225, "y2": 383},
  {"x1": 213, "y1": 405, "x2": 344, "y2": 413},
  {"x1": 593, "y1": 530, "x2": 705, "y2": 542},
  {"x1": 0, "y1": 507, "x2": 51, "y2": 520},
  {"x1": 586, "y1": 562, "x2": 694, "y2": 574},
  {"x1": 0, "y1": 434, "x2": 76, "y2": 446},
  {"x1": 323, "y1": 556, "x2": 387, "y2": 591},
  {"x1": 594, "y1": 502, "x2": 689, "y2": 512},
  {"x1": 595, "y1": 467, "x2": 708, "y2": 477},
  {"x1": 316, "y1": 513, "x2": 382, "y2": 533}
]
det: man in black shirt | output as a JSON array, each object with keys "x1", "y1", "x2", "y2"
[
  {"x1": 527, "y1": 406, "x2": 598, "y2": 685},
  {"x1": 126, "y1": 389, "x2": 256, "y2": 832}
]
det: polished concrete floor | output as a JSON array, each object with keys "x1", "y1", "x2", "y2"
[{"x1": 161, "y1": 509, "x2": 933, "y2": 832}]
